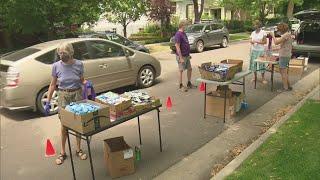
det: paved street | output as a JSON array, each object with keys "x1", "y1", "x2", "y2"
[{"x1": 1, "y1": 41, "x2": 319, "y2": 180}]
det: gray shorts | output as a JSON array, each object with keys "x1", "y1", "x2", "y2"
[
  {"x1": 279, "y1": 57, "x2": 290, "y2": 68},
  {"x1": 176, "y1": 56, "x2": 191, "y2": 71}
]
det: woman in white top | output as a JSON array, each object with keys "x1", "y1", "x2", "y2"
[
  {"x1": 249, "y1": 20, "x2": 268, "y2": 84},
  {"x1": 271, "y1": 23, "x2": 293, "y2": 91}
]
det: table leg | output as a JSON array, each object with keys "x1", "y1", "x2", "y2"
[
  {"x1": 157, "y1": 109, "x2": 163, "y2": 152},
  {"x1": 243, "y1": 77, "x2": 246, "y2": 94},
  {"x1": 66, "y1": 129, "x2": 76, "y2": 180},
  {"x1": 86, "y1": 136, "x2": 95, "y2": 180},
  {"x1": 223, "y1": 85, "x2": 227, "y2": 123},
  {"x1": 254, "y1": 72, "x2": 257, "y2": 89},
  {"x1": 271, "y1": 64, "x2": 274, "y2": 91},
  {"x1": 137, "y1": 116, "x2": 142, "y2": 145},
  {"x1": 204, "y1": 83, "x2": 207, "y2": 119}
]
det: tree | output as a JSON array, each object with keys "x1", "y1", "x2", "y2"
[
  {"x1": 103, "y1": 0, "x2": 147, "y2": 37},
  {"x1": 193, "y1": 0, "x2": 205, "y2": 23},
  {"x1": 219, "y1": 0, "x2": 251, "y2": 20},
  {"x1": 148, "y1": 0, "x2": 175, "y2": 36},
  {"x1": 2, "y1": 0, "x2": 102, "y2": 41}
]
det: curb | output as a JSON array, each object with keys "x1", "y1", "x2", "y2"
[{"x1": 212, "y1": 85, "x2": 320, "y2": 180}]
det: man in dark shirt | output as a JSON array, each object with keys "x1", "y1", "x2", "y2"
[{"x1": 175, "y1": 20, "x2": 196, "y2": 92}]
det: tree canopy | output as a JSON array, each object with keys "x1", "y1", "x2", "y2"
[
  {"x1": 103, "y1": 0, "x2": 147, "y2": 37},
  {"x1": 1, "y1": 0, "x2": 102, "y2": 40}
]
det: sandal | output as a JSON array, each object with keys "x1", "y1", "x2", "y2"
[
  {"x1": 76, "y1": 149, "x2": 87, "y2": 160},
  {"x1": 56, "y1": 153, "x2": 67, "y2": 165}
]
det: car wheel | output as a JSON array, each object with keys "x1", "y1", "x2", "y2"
[
  {"x1": 138, "y1": 65, "x2": 155, "y2": 88},
  {"x1": 36, "y1": 87, "x2": 59, "y2": 115},
  {"x1": 220, "y1": 37, "x2": 228, "y2": 48},
  {"x1": 196, "y1": 40, "x2": 204, "y2": 53}
]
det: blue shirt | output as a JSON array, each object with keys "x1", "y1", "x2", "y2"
[
  {"x1": 175, "y1": 31, "x2": 190, "y2": 57},
  {"x1": 51, "y1": 59, "x2": 84, "y2": 89}
]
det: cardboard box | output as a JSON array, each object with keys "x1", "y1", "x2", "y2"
[
  {"x1": 274, "y1": 65, "x2": 304, "y2": 76},
  {"x1": 110, "y1": 106, "x2": 136, "y2": 122},
  {"x1": 206, "y1": 92, "x2": 235, "y2": 119},
  {"x1": 95, "y1": 94, "x2": 132, "y2": 113},
  {"x1": 220, "y1": 59, "x2": 243, "y2": 73},
  {"x1": 213, "y1": 86, "x2": 233, "y2": 98},
  {"x1": 288, "y1": 65, "x2": 304, "y2": 76},
  {"x1": 104, "y1": 136, "x2": 135, "y2": 178},
  {"x1": 289, "y1": 58, "x2": 305, "y2": 66},
  {"x1": 60, "y1": 100, "x2": 110, "y2": 134}
]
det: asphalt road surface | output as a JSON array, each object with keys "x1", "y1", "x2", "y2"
[{"x1": 1, "y1": 41, "x2": 319, "y2": 180}]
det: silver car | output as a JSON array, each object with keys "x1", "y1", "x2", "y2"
[
  {"x1": 170, "y1": 22, "x2": 229, "y2": 53},
  {"x1": 0, "y1": 38, "x2": 161, "y2": 115}
]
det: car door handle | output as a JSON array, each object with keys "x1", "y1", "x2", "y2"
[{"x1": 99, "y1": 64, "x2": 108, "y2": 68}]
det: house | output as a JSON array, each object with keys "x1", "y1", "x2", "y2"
[
  {"x1": 170, "y1": 0, "x2": 233, "y2": 21},
  {"x1": 170, "y1": 0, "x2": 275, "y2": 22}
]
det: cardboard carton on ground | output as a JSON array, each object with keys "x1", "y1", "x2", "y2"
[
  {"x1": 59, "y1": 100, "x2": 110, "y2": 134},
  {"x1": 104, "y1": 136, "x2": 135, "y2": 178},
  {"x1": 289, "y1": 58, "x2": 305, "y2": 66},
  {"x1": 274, "y1": 65, "x2": 304, "y2": 77},
  {"x1": 206, "y1": 92, "x2": 236, "y2": 119}
]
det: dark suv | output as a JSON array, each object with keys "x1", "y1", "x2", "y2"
[
  {"x1": 292, "y1": 10, "x2": 320, "y2": 57},
  {"x1": 170, "y1": 22, "x2": 229, "y2": 53},
  {"x1": 79, "y1": 31, "x2": 150, "y2": 53}
]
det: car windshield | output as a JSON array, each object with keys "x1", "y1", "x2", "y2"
[
  {"x1": 185, "y1": 25, "x2": 204, "y2": 33},
  {"x1": 1, "y1": 48, "x2": 40, "y2": 61},
  {"x1": 106, "y1": 34, "x2": 132, "y2": 46}
]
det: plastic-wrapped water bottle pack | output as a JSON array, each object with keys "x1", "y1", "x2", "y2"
[
  {"x1": 204, "y1": 64, "x2": 229, "y2": 77},
  {"x1": 96, "y1": 92, "x2": 129, "y2": 105},
  {"x1": 65, "y1": 102, "x2": 101, "y2": 115}
]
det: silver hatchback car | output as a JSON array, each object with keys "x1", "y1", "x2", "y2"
[{"x1": 0, "y1": 38, "x2": 161, "y2": 115}]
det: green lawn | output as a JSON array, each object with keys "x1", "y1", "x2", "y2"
[
  {"x1": 226, "y1": 100, "x2": 320, "y2": 180},
  {"x1": 229, "y1": 32, "x2": 250, "y2": 41}
]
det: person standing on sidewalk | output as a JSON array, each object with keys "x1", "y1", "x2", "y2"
[
  {"x1": 271, "y1": 23, "x2": 293, "y2": 91},
  {"x1": 175, "y1": 20, "x2": 196, "y2": 92},
  {"x1": 249, "y1": 20, "x2": 268, "y2": 84},
  {"x1": 46, "y1": 43, "x2": 88, "y2": 165}
]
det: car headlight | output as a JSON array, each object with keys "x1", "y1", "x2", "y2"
[{"x1": 188, "y1": 37, "x2": 195, "y2": 43}]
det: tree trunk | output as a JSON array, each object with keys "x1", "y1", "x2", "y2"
[
  {"x1": 287, "y1": 0, "x2": 294, "y2": 18},
  {"x1": 193, "y1": 0, "x2": 204, "y2": 24},
  {"x1": 123, "y1": 23, "x2": 127, "y2": 38},
  {"x1": 193, "y1": 0, "x2": 200, "y2": 23}
]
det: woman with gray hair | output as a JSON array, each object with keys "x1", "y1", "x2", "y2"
[{"x1": 46, "y1": 42, "x2": 88, "y2": 165}]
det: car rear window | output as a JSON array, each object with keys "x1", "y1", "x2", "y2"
[
  {"x1": 2, "y1": 48, "x2": 40, "y2": 61},
  {"x1": 35, "y1": 50, "x2": 58, "y2": 64}
]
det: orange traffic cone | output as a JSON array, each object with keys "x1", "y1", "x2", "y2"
[
  {"x1": 199, "y1": 82, "x2": 205, "y2": 92},
  {"x1": 166, "y1": 96, "x2": 172, "y2": 110},
  {"x1": 45, "y1": 139, "x2": 56, "y2": 157}
]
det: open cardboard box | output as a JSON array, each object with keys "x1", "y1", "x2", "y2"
[
  {"x1": 59, "y1": 99, "x2": 110, "y2": 134},
  {"x1": 104, "y1": 136, "x2": 135, "y2": 178}
]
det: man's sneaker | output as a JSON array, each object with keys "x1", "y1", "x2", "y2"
[
  {"x1": 187, "y1": 82, "x2": 197, "y2": 89},
  {"x1": 179, "y1": 84, "x2": 188, "y2": 92}
]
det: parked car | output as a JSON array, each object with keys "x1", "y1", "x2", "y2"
[
  {"x1": 292, "y1": 10, "x2": 320, "y2": 57},
  {"x1": 289, "y1": 18, "x2": 301, "y2": 32},
  {"x1": 0, "y1": 38, "x2": 161, "y2": 115},
  {"x1": 79, "y1": 31, "x2": 150, "y2": 53},
  {"x1": 169, "y1": 22, "x2": 229, "y2": 53}
]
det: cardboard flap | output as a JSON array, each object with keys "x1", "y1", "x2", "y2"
[{"x1": 104, "y1": 136, "x2": 130, "y2": 152}]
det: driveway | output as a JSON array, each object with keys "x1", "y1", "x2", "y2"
[{"x1": 1, "y1": 41, "x2": 319, "y2": 180}]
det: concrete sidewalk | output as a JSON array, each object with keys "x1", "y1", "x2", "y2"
[{"x1": 154, "y1": 68, "x2": 320, "y2": 180}]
